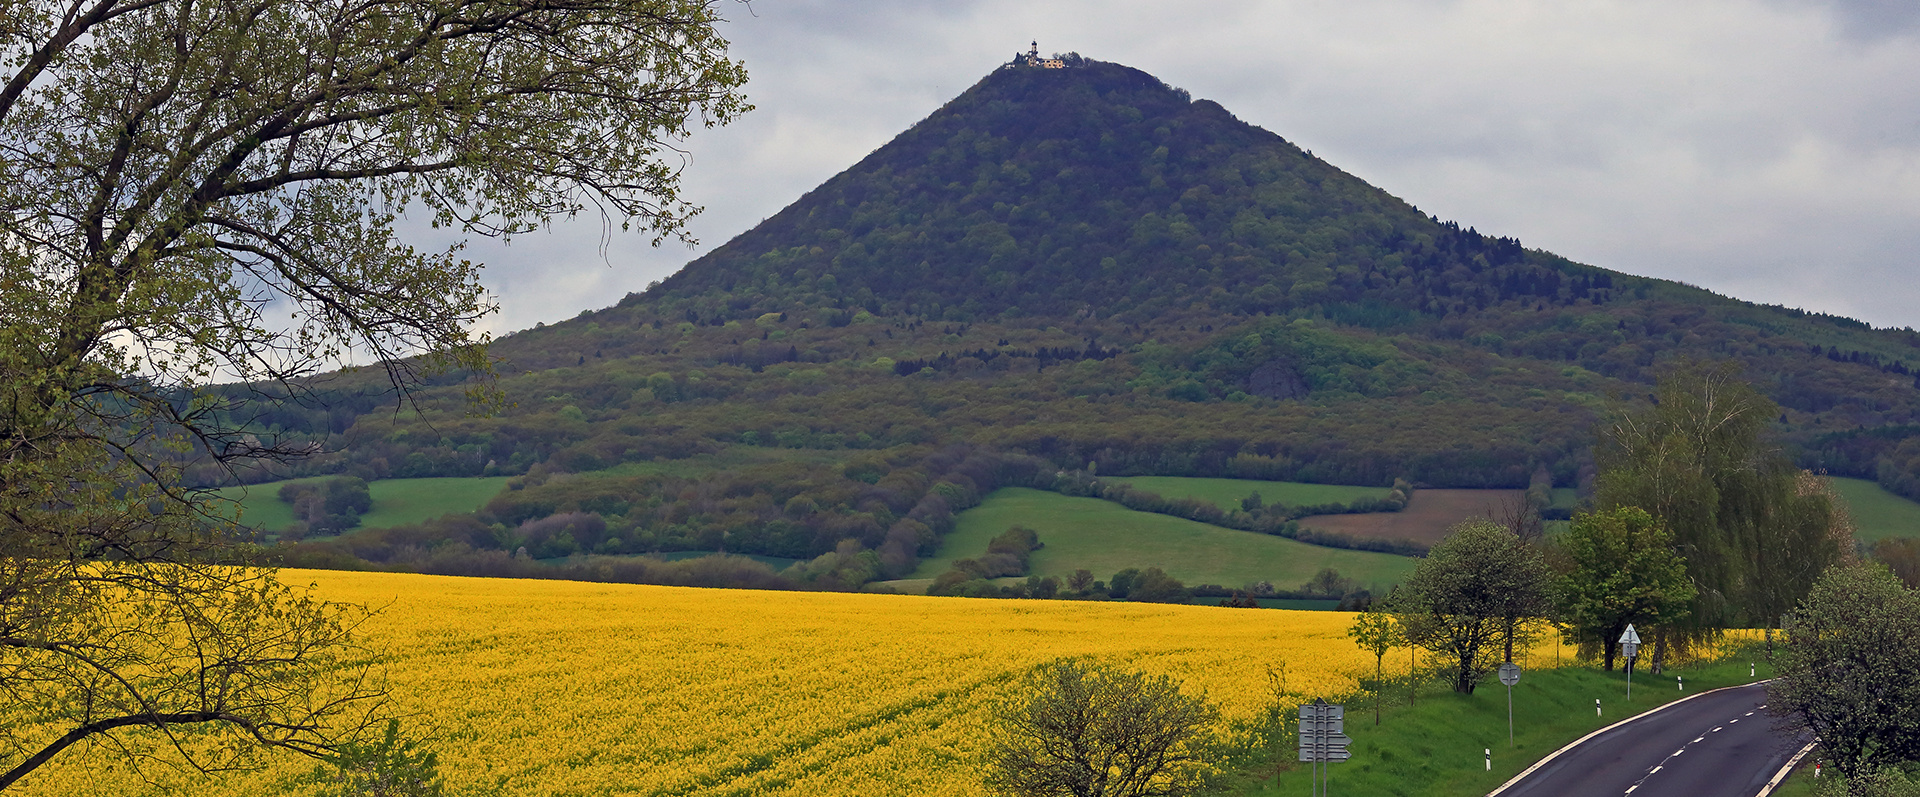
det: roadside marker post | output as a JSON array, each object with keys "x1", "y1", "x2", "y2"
[
  {"x1": 1678, "y1": 676, "x2": 1684, "y2": 691},
  {"x1": 1595, "y1": 698, "x2": 1601, "y2": 717},
  {"x1": 1485, "y1": 748, "x2": 1491, "y2": 771}
]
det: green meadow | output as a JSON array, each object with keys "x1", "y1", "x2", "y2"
[
  {"x1": 217, "y1": 476, "x2": 512, "y2": 534},
  {"x1": 1106, "y1": 476, "x2": 1389, "y2": 510},
  {"x1": 910, "y1": 487, "x2": 1418, "y2": 591},
  {"x1": 1828, "y1": 476, "x2": 1920, "y2": 542}
]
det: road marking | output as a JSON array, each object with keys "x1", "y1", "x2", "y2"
[
  {"x1": 1485, "y1": 681, "x2": 1771, "y2": 797},
  {"x1": 1747, "y1": 711, "x2": 1756, "y2": 716},
  {"x1": 1625, "y1": 786, "x2": 1638, "y2": 794},
  {"x1": 1730, "y1": 718, "x2": 1740, "y2": 723},
  {"x1": 1673, "y1": 749, "x2": 1685, "y2": 756},
  {"x1": 1712, "y1": 726, "x2": 1723, "y2": 732},
  {"x1": 1650, "y1": 766, "x2": 1662, "y2": 774},
  {"x1": 1693, "y1": 737, "x2": 1705, "y2": 743}
]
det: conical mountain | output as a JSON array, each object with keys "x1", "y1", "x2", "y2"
[
  {"x1": 644, "y1": 58, "x2": 1565, "y2": 327},
  {"x1": 246, "y1": 58, "x2": 1920, "y2": 582}
]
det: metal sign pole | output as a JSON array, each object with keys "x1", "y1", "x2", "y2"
[
  {"x1": 1620, "y1": 625, "x2": 1641, "y2": 701},
  {"x1": 1497, "y1": 662, "x2": 1521, "y2": 748}
]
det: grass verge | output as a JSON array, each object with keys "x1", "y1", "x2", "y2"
[{"x1": 1223, "y1": 648, "x2": 1775, "y2": 797}]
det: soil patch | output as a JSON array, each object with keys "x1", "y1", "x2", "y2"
[{"x1": 1297, "y1": 489, "x2": 1525, "y2": 546}]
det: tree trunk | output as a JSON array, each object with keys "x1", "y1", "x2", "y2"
[
  {"x1": 1503, "y1": 616, "x2": 1515, "y2": 663},
  {"x1": 1375, "y1": 657, "x2": 1383, "y2": 725},
  {"x1": 1651, "y1": 629, "x2": 1667, "y2": 676}
]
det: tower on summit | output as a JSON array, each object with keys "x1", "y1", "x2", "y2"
[{"x1": 1009, "y1": 41, "x2": 1067, "y2": 69}]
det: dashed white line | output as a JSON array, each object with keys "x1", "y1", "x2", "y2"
[
  {"x1": 1712, "y1": 726, "x2": 1723, "y2": 732},
  {"x1": 1693, "y1": 737, "x2": 1705, "y2": 743},
  {"x1": 1626, "y1": 786, "x2": 1639, "y2": 794},
  {"x1": 1650, "y1": 766, "x2": 1663, "y2": 774},
  {"x1": 1746, "y1": 711, "x2": 1756, "y2": 716}
]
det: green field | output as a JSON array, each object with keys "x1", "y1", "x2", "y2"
[
  {"x1": 217, "y1": 476, "x2": 511, "y2": 533},
  {"x1": 908, "y1": 487, "x2": 1418, "y2": 591},
  {"x1": 1227, "y1": 649, "x2": 1775, "y2": 796},
  {"x1": 1829, "y1": 476, "x2": 1920, "y2": 542},
  {"x1": 1107, "y1": 476, "x2": 1388, "y2": 511}
]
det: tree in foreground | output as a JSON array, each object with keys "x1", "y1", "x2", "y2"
[
  {"x1": 1769, "y1": 564, "x2": 1920, "y2": 796},
  {"x1": 985, "y1": 659, "x2": 1219, "y2": 797},
  {"x1": 0, "y1": 0, "x2": 746, "y2": 787},
  {"x1": 1551, "y1": 506, "x2": 1695, "y2": 671},
  {"x1": 1347, "y1": 608, "x2": 1405, "y2": 725},
  {"x1": 1394, "y1": 520, "x2": 1551, "y2": 694}
]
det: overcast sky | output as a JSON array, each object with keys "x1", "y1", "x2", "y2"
[{"x1": 440, "y1": 0, "x2": 1920, "y2": 337}]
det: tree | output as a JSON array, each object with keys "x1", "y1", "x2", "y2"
[
  {"x1": 1552, "y1": 507, "x2": 1695, "y2": 671},
  {"x1": 1595, "y1": 363, "x2": 1849, "y2": 639},
  {"x1": 1346, "y1": 608, "x2": 1404, "y2": 725},
  {"x1": 985, "y1": 659, "x2": 1219, "y2": 797},
  {"x1": 1127, "y1": 567, "x2": 1191, "y2": 603},
  {"x1": 1769, "y1": 564, "x2": 1920, "y2": 795},
  {"x1": 295, "y1": 720, "x2": 446, "y2": 797},
  {"x1": 0, "y1": 0, "x2": 746, "y2": 786},
  {"x1": 1394, "y1": 520, "x2": 1551, "y2": 694}
]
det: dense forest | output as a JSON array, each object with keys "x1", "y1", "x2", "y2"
[{"x1": 220, "y1": 57, "x2": 1920, "y2": 584}]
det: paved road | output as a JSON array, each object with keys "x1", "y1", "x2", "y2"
[{"x1": 1494, "y1": 682, "x2": 1809, "y2": 797}]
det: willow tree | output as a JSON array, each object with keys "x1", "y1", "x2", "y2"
[
  {"x1": 0, "y1": 0, "x2": 746, "y2": 787},
  {"x1": 1594, "y1": 362, "x2": 1850, "y2": 657}
]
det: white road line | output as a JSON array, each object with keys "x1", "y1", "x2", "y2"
[
  {"x1": 1730, "y1": 718, "x2": 1740, "y2": 723},
  {"x1": 1650, "y1": 766, "x2": 1662, "y2": 774},
  {"x1": 1712, "y1": 726, "x2": 1723, "y2": 732},
  {"x1": 1484, "y1": 681, "x2": 1770, "y2": 797},
  {"x1": 1625, "y1": 786, "x2": 1638, "y2": 794},
  {"x1": 1693, "y1": 737, "x2": 1705, "y2": 743},
  {"x1": 1673, "y1": 749, "x2": 1685, "y2": 756},
  {"x1": 1747, "y1": 712, "x2": 1756, "y2": 716}
]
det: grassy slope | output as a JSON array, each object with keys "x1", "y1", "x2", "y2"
[
  {"x1": 1107, "y1": 476, "x2": 1387, "y2": 510},
  {"x1": 218, "y1": 476, "x2": 512, "y2": 532},
  {"x1": 1228, "y1": 652, "x2": 1776, "y2": 797},
  {"x1": 909, "y1": 487, "x2": 1418, "y2": 590},
  {"x1": 1828, "y1": 476, "x2": 1920, "y2": 542}
]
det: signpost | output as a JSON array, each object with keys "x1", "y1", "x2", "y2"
[
  {"x1": 1299, "y1": 699, "x2": 1350, "y2": 797},
  {"x1": 1620, "y1": 624, "x2": 1642, "y2": 700},
  {"x1": 1498, "y1": 662, "x2": 1522, "y2": 747}
]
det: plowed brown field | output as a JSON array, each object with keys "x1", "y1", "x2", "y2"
[{"x1": 1297, "y1": 488, "x2": 1525, "y2": 546}]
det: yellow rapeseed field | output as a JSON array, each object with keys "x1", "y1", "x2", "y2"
[{"x1": 12, "y1": 570, "x2": 1578, "y2": 797}]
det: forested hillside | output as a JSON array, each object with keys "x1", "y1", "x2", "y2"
[{"x1": 222, "y1": 57, "x2": 1920, "y2": 583}]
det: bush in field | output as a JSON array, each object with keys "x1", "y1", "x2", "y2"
[{"x1": 985, "y1": 659, "x2": 1219, "y2": 797}]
